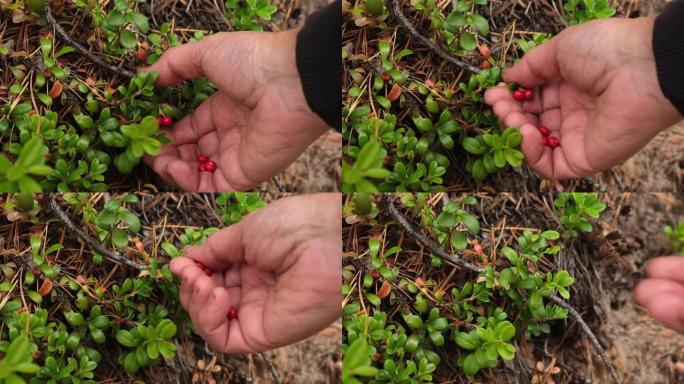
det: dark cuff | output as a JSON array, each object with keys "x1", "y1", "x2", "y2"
[
  {"x1": 296, "y1": 0, "x2": 342, "y2": 131},
  {"x1": 653, "y1": 0, "x2": 684, "y2": 116}
]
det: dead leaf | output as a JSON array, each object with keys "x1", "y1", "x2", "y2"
[
  {"x1": 38, "y1": 278, "x2": 53, "y2": 296},
  {"x1": 48, "y1": 81, "x2": 62, "y2": 98},
  {"x1": 377, "y1": 280, "x2": 391, "y2": 299},
  {"x1": 387, "y1": 83, "x2": 401, "y2": 101}
]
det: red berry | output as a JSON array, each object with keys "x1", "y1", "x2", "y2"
[
  {"x1": 32, "y1": 266, "x2": 42, "y2": 276},
  {"x1": 196, "y1": 154, "x2": 209, "y2": 163},
  {"x1": 539, "y1": 126, "x2": 550, "y2": 137},
  {"x1": 370, "y1": 270, "x2": 380, "y2": 279},
  {"x1": 204, "y1": 160, "x2": 217, "y2": 172},
  {"x1": 158, "y1": 116, "x2": 173, "y2": 127},
  {"x1": 542, "y1": 137, "x2": 550, "y2": 146},
  {"x1": 513, "y1": 90, "x2": 525, "y2": 102},
  {"x1": 197, "y1": 163, "x2": 207, "y2": 172},
  {"x1": 547, "y1": 136, "x2": 560, "y2": 149},
  {"x1": 524, "y1": 89, "x2": 534, "y2": 101},
  {"x1": 227, "y1": 307, "x2": 239, "y2": 320}
]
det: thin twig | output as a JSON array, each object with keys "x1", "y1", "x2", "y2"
[
  {"x1": 387, "y1": 0, "x2": 482, "y2": 74},
  {"x1": 44, "y1": 5, "x2": 135, "y2": 79},
  {"x1": 548, "y1": 295, "x2": 619, "y2": 384},
  {"x1": 48, "y1": 195, "x2": 145, "y2": 270},
  {"x1": 383, "y1": 195, "x2": 484, "y2": 273},
  {"x1": 258, "y1": 352, "x2": 282, "y2": 384},
  {"x1": 382, "y1": 194, "x2": 620, "y2": 384}
]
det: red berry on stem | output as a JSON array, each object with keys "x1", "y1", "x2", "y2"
[
  {"x1": 197, "y1": 154, "x2": 209, "y2": 163},
  {"x1": 204, "y1": 160, "x2": 217, "y2": 172},
  {"x1": 547, "y1": 136, "x2": 560, "y2": 149},
  {"x1": 513, "y1": 90, "x2": 525, "y2": 102},
  {"x1": 157, "y1": 117, "x2": 165, "y2": 126},
  {"x1": 524, "y1": 89, "x2": 534, "y2": 101},
  {"x1": 165, "y1": 117, "x2": 174, "y2": 126},
  {"x1": 539, "y1": 126, "x2": 550, "y2": 137},
  {"x1": 227, "y1": 307, "x2": 239, "y2": 320}
]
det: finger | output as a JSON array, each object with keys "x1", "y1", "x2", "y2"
[
  {"x1": 503, "y1": 37, "x2": 561, "y2": 88},
  {"x1": 148, "y1": 154, "x2": 180, "y2": 186},
  {"x1": 183, "y1": 225, "x2": 246, "y2": 271},
  {"x1": 634, "y1": 278, "x2": 684, "y2": 332},
  {"x1": 145, "y1": 36, "x2": 216, "y2": 87},
  {"x1": 165, "y1": 160, "x2": 201, "y2": 192},
  {"x1": 176, "y1": 259, "x2": 207, "y2": 309},
  {"x1": 517, "y1": 123, "x2": 553, "y2": 178},
  {"x1": 645, "y1": 256, "x2": 684, "y2": 285},
  {"x1": 197, "y1": 287, "x2": 253, "y2": 354},
  {"x1": 172, "y1": 93, "x2": 220, "y2": 145},
  {"x1": 492, "y1": 100, "x2": 524, "y2": 122},
  {"x1": 188, "y1": 275, "x2": 216, "y2": 319},
  {"x1": 484, "y1": 85, "x2": 513, "y2": 106}
]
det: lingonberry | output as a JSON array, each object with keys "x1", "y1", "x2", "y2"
[
  {"x1": 539, "y1": 126, "x2": 550, "y2": 137},
  {"x1": 197, "y1": 154, "x2": 209, "y2": 163},
  {"x1": 542, "y1": 137, "x2": 550, "y2": 146},
  {"x1": 513, "y1": 89, "x2": 525, "y2": 102},
  {"x1": 370, "y1": 270, "x2": 380, "y2": 279},
  {"x1": 158, "y1": 116, "x2": 173, "y2": 127},
  {"x1": 547, "y1": 136, "x2": 560, "y2": 149},
  {"x1": 227, "y1": 307, "x2": 239, "y2": 320},
  {"x1": 197, "y1": 163, "x2": 207, "y2": 172},
  {"x1": 524, "y1": 89, "x2": 534, "y2": 101},
  {"x1": 204, "y1": 161, "x2": 217, "y2": 172}
]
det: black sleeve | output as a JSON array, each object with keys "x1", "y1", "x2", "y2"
[
  {"x1": 296, "y1": 0, "x2": 342, "y2": 131},
  {"x1": 653, "y1": 0, "x2": 684, "y2": 117}
]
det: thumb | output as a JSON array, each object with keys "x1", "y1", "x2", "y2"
[
  {"x1": 144, "y1": 36, "x2": 216, "y2": 87},
  {"x1": 183, "y1": 223, "x2": 246, "y2": 272},
  {"x1": 503, "y1": 37, "x2": 561, "y2": 88}
]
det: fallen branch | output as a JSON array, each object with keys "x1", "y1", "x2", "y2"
[
  {"x1": 387, "y1": 0, "x2": 482, "y2": 74},
  {"x1": 258, "y1": 352, "x2": 282, "y2": 384},
  {"x1": 44, "y1": 5, "x2": 135, "y2": 79},
  {"x1": 48, "y1": 195, "x2": 144, "y2": 270},
  {"x1": 381, "y1": 195, "x2": 619, "y2": 384}
]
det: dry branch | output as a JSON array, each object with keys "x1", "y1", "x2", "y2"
[
  {"x1": 48, "y1": 194, "x2": 145, "y2": 270},
  {"x1": 387, "y1": 0, "x2": 482, "y2": 74},
  {"x1": 381, "y1": 194, "x2": 620, "y2": 384},
  {"x1": 44, "y1": 5, "x2": 135, "y2": 79}
]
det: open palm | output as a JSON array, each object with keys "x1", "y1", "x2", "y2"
[
  {"x1": 145, "y1": 30, "x2": 328, "y2": 192},
  {"x1": 485, "y1": 17, "x2": 680, "y2": 180},
  {"x1": 168, "y1": 194, "x2": 341, "y2": 353}
]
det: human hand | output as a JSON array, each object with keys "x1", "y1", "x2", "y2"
[
  {"x1": 635, "y1": 256, "x2": 684, "y2": 332},
  {"x1": 145, "y1": 30, "x2": 329, "y2": 192},
  {"x1": 169, "y1": 194, "x2": 341, "y2": 353},
  {"x1": 485, "y1": 17, "x2": 682, "y2": 180}
]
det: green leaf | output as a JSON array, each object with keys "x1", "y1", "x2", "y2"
[
  {"x1": 131, "y1": 12, "x2": 149, "y2": 33},
  {"x1": 460, "y1": 32, "x2": 477, "y2": 51},
  {"x1": 403, "y1": 314, "x2": 423, "y2": 330},
  {"x1": 95, "y1": 210, "x2": 117, "y2": 228},
  {"x1": 122, "y1": 211, "x2": 141, "y2": 233},
  {"x1": 454, "y1": 332, "x2": 478, "y2": 350},
  {"x1": 462, "y1": 137, "x2": 485, "y2": 154},
  {"x1": 460, "y1": 213, "x2": 480, "y2": 235},
  {"x1": 495, "y1": 321, "x2": 516, "y2": 341},
  {"x1": 450, "y1": 230, "x2": 467, "y2": 250},
  {"x1": 120, "y1": 30, "x2": 138, "y2": 49},
  {"x1": 64, "y1": 311, "x2": 85, "y2": 327},
  {"x1": 497, "y1": 343, "x2": 516, "y2": 360},
  {"x1": 116, "y1": 330, "x2": 138, "y2": 347},
  {"x1": 469, "y1": 13, "x2": 489, "y2": 35},
  {"x1": 147, "y1": 341, "x2": 160, "y2": 359},
  {"x1": 111, "y1": 228, "x2": 129, "y2": 248},
  {"x1": 156, "y1": 319, "x2": 177, "y2": 339}
]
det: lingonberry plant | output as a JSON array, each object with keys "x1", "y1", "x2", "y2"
[
  {"x1": 0, "y1": 0, "x2": 280, "y2": 192},
  {"x1": 553, "y1": 193, "x2": 607, "y2": 238},
  {"x1": 0, "y1": 193, "x2": 271, "y2": 382},
  {"x1": 344, "y1": 0, "x2": 625, "y2": 191},
  {"x1": 342, "y1": 194, "x2": 585, "y2": 381}
]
